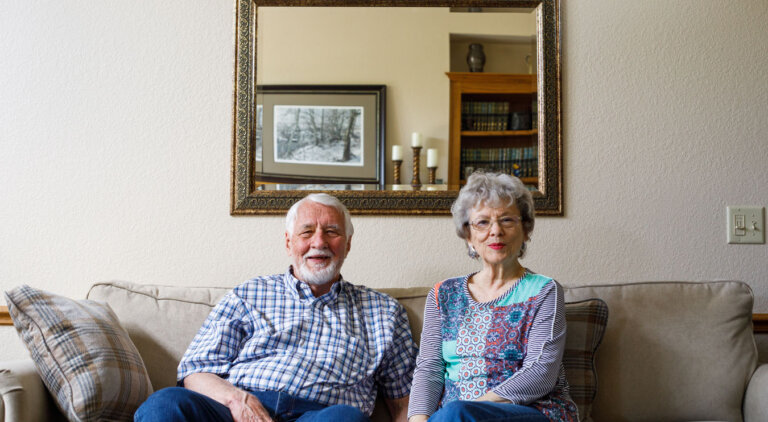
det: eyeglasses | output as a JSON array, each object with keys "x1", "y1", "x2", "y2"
[{"x1": 469, "y1": 216, "x2": 522, "y2": 232}]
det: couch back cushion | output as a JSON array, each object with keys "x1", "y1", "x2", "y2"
[
  {"x1": 87, "y1": 281, "x2": 231, "y2": 389},
  {"x1": 565, "y1": 280, "x2": 756, "y2": 422}
]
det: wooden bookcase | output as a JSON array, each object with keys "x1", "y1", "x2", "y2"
[{"x1": 446, "y1": 72, "x2": 538, "y2": 186}]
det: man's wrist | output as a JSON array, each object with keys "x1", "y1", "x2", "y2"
[{"x1": 225, "y1": 388, "x2": 248, "y2": 407}]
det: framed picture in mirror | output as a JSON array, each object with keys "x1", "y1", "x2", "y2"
[{"x1": 254, "y1": 85, "x2": 385, "y2": 186}]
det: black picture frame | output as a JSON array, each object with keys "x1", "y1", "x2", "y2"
[{"x1": 253, "y1": 85, "x2": 386, "y2": 187}]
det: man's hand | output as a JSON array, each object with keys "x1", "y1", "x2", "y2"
[
  {"x1": 408, "y1": 415, "x2": 429, "y2": 422},
  {"x1": 183, "y1": 372, "x2": 273, "y2": 422},
  {"x1": 226, "y1": 389, "x2": 273, "y2": 422}
]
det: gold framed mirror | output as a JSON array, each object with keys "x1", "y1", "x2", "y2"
[{"x1": 231, "y1": 0, "x2": 561, "y2": 215}]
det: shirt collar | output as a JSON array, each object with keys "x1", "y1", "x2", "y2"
[{"x1": 284, "y1": 266, "x2": 345, "y2": 304}]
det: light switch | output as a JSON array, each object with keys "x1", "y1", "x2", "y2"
[
  {"x1": 727, "y1": 206, "x2": 765, "y2": 244},
  {"x1": 734, "y1": 214, "x2": 746, "y2": 236}
]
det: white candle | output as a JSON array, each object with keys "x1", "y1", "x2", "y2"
[
  {"x1": 391, "y1": 145, "x2": 403, "y2": 161},
  {"x1": 427, "y1": 148, "x2": 438, "y2": 167},
  {"x1": 411, "y1": 132, "x2": 423, "y2": 147}
]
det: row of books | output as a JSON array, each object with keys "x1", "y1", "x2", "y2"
[
  {"x1": 460, "y1": 146, "x2": 538, "y2": 179},
  {"x1": 461, "y1": 101, "x2": 534, "y2": 131},
  {"x1": 462, "y1": 101, "x2": 511, "y2": 131}
]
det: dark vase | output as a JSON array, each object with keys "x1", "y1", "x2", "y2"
[{"x1": 466, "y1": 43, "x2": 486, "y2": 73}]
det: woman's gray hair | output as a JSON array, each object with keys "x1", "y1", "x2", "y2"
[
  {"x1": 285, "y1": 193, "x2": 354, "y2": 239},
  {"x1": 451, "y1": 172, "x2": 535, "y2": 257}
]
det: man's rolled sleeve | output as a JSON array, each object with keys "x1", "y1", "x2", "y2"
[
  {"x1": 375, "y1": 303, "x2": 418, "y2": 399},
  {"x1": 177, "y1": 292, "x2": 252, "y2": 383}
]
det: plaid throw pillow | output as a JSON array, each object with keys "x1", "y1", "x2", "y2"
[
  {"x1": 563, "y1": 299, "x2": 609, "y2": 422},
  {"x1": 4, "y1": 285, "x2": 153, "y2": 422}
]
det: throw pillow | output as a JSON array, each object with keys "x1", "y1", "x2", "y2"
[
  {"x1": 4, "y1": 285, "x2": 153, "y2": 422},
  {"x1": 563, "y1": 298, "x2": 609, "y2": 422}
]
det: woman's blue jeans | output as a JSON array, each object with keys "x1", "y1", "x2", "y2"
[
  {"x1": 428, "y1": 400, "x2": 549, "y2": 422},
  {"x1": 134, "y1": 387, "x2": 369, "y2": 422}
]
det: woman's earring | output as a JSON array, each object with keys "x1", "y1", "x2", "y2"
[{"x1": 468, "y1": 244, "x2": 479, "y2": 259}]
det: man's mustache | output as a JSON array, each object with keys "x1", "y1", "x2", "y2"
[{"x1": 303, "y1": 249, "x2": 334, "y2": 260}]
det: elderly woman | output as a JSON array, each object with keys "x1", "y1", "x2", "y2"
[{"x1": 407, "y1": 172, "x2": 578, "y2": 422}]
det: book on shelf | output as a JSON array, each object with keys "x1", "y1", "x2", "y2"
[
  {"x1": 461, "y1": 100, "x2": 533, "y2": 132},
  {"x1": 460, "y1": 146, "x2": 538, "y2": 180},
  {"x1": 462, "y1": 101, "x2": 510, "y2": 131}
]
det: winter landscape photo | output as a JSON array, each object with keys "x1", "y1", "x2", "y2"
[{"x1": 273, "y1": 105, "x2": 363, "y2": 166}]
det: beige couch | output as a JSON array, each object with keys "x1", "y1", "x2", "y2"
[{"x1": 1, "y1": 280, "x2": 767, "y2": 422}]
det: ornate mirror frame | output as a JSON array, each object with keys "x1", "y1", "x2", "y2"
[{"x1": 231, "y1": 0, "x2": 561, "y2": 215}]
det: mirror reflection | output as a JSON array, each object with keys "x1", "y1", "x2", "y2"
[
  {"x1": 253, "y1": 6, "x2": 539, "y2": 191},
  {"x1": 231, "y1": 0, "x2": 562, "y2": 215}
]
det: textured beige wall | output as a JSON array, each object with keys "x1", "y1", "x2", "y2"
[{"x1": 2, "y1": 0, "x2": 768, "y2": 361}]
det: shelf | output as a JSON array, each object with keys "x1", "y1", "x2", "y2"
[
  {"x1": 447, "y1": 72, "x2": 538, "y2": 186},
  {"x1": 446, "y1": 72, "x2": 536, "y2": 93},
  {"x1": 461, "y1": 129, "x2": 538, "y2": 137}
]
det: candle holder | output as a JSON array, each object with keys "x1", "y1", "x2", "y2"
[
  {"x1": 428, "y1": 167, "x2": 437, "y2": 184},
  {"x1": 411, "y1": 146, "x2": 422, "y2": 187},
  {"x1": 392, "y1": 160, "x2": 403, "y2": 184}
]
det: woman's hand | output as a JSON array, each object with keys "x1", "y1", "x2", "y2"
[
  {"x1": 226, "y1": 389, "x2": 273, "y2": 422},
  {"x1": 476, "y1": 391, "x2": 512, "y2": 403},
  {"x1": 408, "y1": 415, "x2": 429, "y2": 422}
]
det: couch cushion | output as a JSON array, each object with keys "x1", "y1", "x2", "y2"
[
  {"x1": 563, "y1": 298, "x2": 608, "y2": 422},
  {"x1": 565, "y1": 281, "x2": 757, "y2": 422},
  {"x1": 86, "y1": 281, "x2": 230, "y2": 390},
  {"x1": 4, "y1": 285, "x2": 152, "y2": 422},
  {"x1": 378, "y1": 287, "x2": 429, "y2": 346}
]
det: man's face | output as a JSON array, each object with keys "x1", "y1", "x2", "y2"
[{"x1": 286, "y1": 201, "x2": 351, "y2": 286}]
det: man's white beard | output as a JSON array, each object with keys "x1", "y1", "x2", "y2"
[{"x1": 294, "y1": 248, "x2": 345, "y2": 285}]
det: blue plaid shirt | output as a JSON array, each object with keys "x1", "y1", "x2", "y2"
[{"x1": 177, "y1": 268, "x2": 417, "y2": 415}]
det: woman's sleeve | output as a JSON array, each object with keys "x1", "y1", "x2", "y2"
[
  {"x1": 407, "y1": 287, "x2": 446, "y2": 418},
  {"x1": 491, "y1": 281, "x2": 566, "y2": 403}
]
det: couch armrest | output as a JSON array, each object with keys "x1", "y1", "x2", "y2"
[
  {"x1": 0, "y1": 359, "x2": 63, "y2": 422},
  {"x1": 745, "y1": 363, "x2": 768, "y2": 422}
]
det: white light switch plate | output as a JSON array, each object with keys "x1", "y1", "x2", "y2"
[{"x1": 727, "y1": 206, "x2": 765, "y2": 244}]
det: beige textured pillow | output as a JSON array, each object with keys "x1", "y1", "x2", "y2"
[
  {"x1": 4, "y1": 285, "x2": 153, "y2": 422},
  {"x1": 563, "y1": 298, "x2": 609, "y2": 422}
]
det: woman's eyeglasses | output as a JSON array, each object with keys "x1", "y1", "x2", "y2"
[{"x1": 469, "y1": 216, "x2": 522, "y2": 232}]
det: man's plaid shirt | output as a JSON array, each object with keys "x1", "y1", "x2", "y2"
[{"x1": 177, "y1": 268, "x2": 417, "y2": 415}]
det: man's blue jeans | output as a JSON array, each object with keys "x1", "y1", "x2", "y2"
[
  {"x1": 134, "y1": 387, "x2": 370, "y2": 422},
  {"x1": 428, "y1": 400, "x2": 549, "y2": 422}
]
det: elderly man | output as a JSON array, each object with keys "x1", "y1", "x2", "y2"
[{"x1": 135, "y1": 193, "x2": 417, "y2": 422}]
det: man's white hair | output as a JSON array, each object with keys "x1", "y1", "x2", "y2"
[{"x1": 285, "y1": 193, "x2": 354, "y2": 238}]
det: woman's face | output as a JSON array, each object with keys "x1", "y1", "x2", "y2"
[{"x1": 467, "y1": 203, "x2": 529, "y2": 267}]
